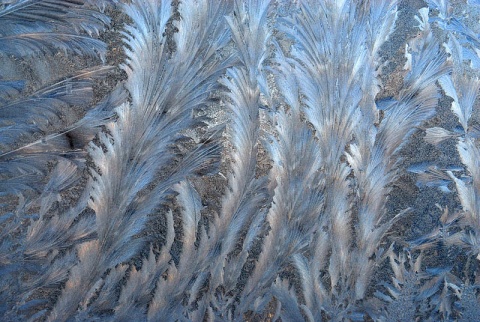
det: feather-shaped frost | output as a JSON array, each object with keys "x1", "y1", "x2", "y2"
[
  {"x1": 0, "y1": 66, "x2": 114, "y2": 200},
  {"x1": 148, "y1": 183, "x2": 210, "y2": 320},
  {"x1": 225, "y1": 0, "x2": 271, "y2": 83},
  {"x1": 0, "y1": 0, "x2": 472, "y2": 319},
  {"x1": 196, "y1": 2, "x2": 272, "y2": 318},
  {"x1": 450, "y1": 137, "x2": 480, "y2": 217},
  {"x1": 0, "y1": 66, "x2": 112, "y2": 151},
  {"x1": 350, "y1": 7, "x2": 448, "y2": 299},
  {"x1": 282, "y1": 1, "x2": 369, "y2": 292},
  {"x1": 51, "y1": 0, "x2": 231, "y2": 319},
  {"x1": 238, "y1": 57, "x2": 324, "y2": 314},
  {"x1": 424, "y1": 126, "x2": 458, "y2": 145},
  {"x1": 439, "y1": 74, "x2": 480, "y2": 131},
  {"x1": 0, "y1": 0, "x2": 109, "y2": 59},
  {"x1": 421, "y1": 0, "x2": 480, "y2": 275}
]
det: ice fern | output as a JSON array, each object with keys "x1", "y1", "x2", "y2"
[{"x1": 1, "y1": 0, "x2": 479, "y2": 321}]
